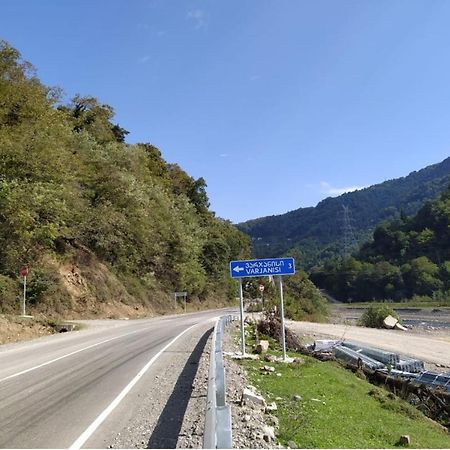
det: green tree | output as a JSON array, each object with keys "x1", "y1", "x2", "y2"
[
  {"x1": 0, "y1": 41, "x2": 253, "y2": 315},
  {"x1": 59, "y1": 95, "x2": 129, "y2": 144},
  {"x1": 402, "y1": 257, "x2": 442, "y2": 297}
]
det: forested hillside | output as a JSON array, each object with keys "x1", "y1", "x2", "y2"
[
  {"x1": 310, "y1": 187, "x2": 450, "y2": 302},
  {"x1": 238, "y1": 158, "x2": 450, "y2": 268},
  {"x1": 0, "y1": 41, "x2": 250, "y2": 317}
]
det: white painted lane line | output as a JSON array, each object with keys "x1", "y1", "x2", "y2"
[
  {"x1": 69, "y1": 324, "x2": 197, "y2": 450},
  {"x1": 0, "y1": 329, "x2": 145, "y2": 384}
]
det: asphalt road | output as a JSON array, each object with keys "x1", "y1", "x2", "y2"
[{"x1": 0, "y1": 309, "x2": 232, "y2": 449}]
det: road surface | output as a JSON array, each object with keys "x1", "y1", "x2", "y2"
[
  {"x1": 0, "y1": 309, "x2": 231, "y2": 449},
  {"x1": 287, "y1": 320, "x2": 450, "y2": 367}
]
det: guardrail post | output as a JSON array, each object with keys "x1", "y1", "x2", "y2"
[{"x1": 216, "y1": 405, "x2": 232, "y2": 448}]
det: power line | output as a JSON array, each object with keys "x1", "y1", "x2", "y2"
[{"x1": 341, "y1": 204, "x2": 358, "y2": 257}]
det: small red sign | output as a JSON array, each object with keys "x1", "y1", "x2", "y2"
[
  {"x1": 20, "y1": 266, "x2": 29, "y2": 277},
  {"x1": 259, "y1": 284, "x2": 265, "y2": 292}
]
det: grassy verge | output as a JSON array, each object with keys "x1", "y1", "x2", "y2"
[{"x1": 239, "y1": 328, "x2": 450, "y2": 448}]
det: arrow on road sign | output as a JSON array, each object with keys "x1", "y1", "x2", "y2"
[{"x1": 230, "y1": 257, "x2": 295, "y2": 278}]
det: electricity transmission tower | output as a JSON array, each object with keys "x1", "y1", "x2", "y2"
[{"x1": 341, "y1": 204, "x2": 358, "y2": 257}]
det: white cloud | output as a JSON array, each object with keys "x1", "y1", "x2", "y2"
[
  {"x1": 187, "y1": 9, "x2": 207, "y2": 29},
  {"x1": 320, "y1": 181, "x2": 365, "y2": 196}
]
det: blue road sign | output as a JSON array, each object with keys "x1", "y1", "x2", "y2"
[{"x1": 230, "y1": 257, "x2": 295, "y2": 278}]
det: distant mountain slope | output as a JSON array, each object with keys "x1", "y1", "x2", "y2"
[
  {"x1": 310, "y1": 186, "x2": 450, "y2": 301},
  {"x1": 237, "y1": 157, "x2": 450, "y2": 267}
]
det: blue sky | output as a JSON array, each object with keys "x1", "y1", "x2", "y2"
[{"x1": 2, "y1": 1, "x2": 450, "y2": 223}]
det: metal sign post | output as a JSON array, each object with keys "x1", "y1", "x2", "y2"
[
  {"x1": 259, "y1": 284, "x2": 265, "y2": 309},
  {"x1": 20, "y1": 266, "x2": 28, "y2": 316},
  {"x1": 238, "y1": 278, "x2": 245, "y2": 355},
  {"x1": 278, "y1": 276, "x2": 287, "y2": 361},
  {"x1": 173, "y1": 292, "x2": 188, "y2": 312},
  {"x1": 230, "y1": 257, "x2": 295, "y2": 359},
  {"x1": 22, "y1": 275, "x2": 27, "y2": 316}
]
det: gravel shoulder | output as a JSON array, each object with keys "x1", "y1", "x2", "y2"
[
  {"x1": 287, "y1": 320, "x2": 450, "y2": 369},
  {"x1": 177, "y1": 316, "x2": 285, "y2": 449},
  {"x1": 223, "y1": 322, "x2": 282, "y2": 449},
  {"x1": 103, "y1": 317, "x2": 282, "y2": 449},
  {"x1": 86, "y1": 320, "x2": 216, "y2": 449},
  {"x1": 179, "y1": 318, "x2": 283, "y2": 449}
]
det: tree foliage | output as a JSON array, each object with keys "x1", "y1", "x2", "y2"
[
  {"x1": 244, "y1": 271, "x2": 329, "y2": 321},
  {"x1": 310, "y1": 187, "x2": 450, "y2": 302},
  {"x1": 0, "y1": 41, "x2": 251, "y2": 312}
]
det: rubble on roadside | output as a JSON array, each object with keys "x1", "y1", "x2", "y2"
[
  {"x1": 223, "y1": 324, "x2": 285, "y2": 449},
  {"x1": 224, "y1": 351, "x2": 260, "y2": 360},
  {"x1": 261, "y1": 365, "x2": 276, "y2": 373},
  {"x1": 383, "y1": 315, "x2": 408, "y2": 331},
  {"x1": 241, "y1": 386, "x2": 267, "y2": 409}
]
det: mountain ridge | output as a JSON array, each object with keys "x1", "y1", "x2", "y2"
[{"x1": 237, "y1": 156, "x2": 450, "y2": 267}]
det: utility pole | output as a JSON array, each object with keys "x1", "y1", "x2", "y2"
[{"x1": 341, "y1": 204, "x2": 357, "y2": 257}]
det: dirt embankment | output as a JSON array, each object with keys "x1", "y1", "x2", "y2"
[
  {"x1": 42, "y1": 245, "x2": 159, "y2": 319},
  {"x1": 0, "y1": 245, "x2": 156, "y2": 345},
  {"x1": 0, "y1": 244, "x2": 230, "y2": 345},
  {"x1": 0, "y1": 315, "x2": 55, "y2": 345}
]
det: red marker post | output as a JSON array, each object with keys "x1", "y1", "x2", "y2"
[{"x1": 20, "y1": 266, "x2": 28, "y2": 316}]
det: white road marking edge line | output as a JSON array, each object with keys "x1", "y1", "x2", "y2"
[
  {"x1": 0, "y1": 329, "x2": 144, "y2": 384},
  {"x1": 69, "y1": 323, "x2": 198, "y2": 450}
]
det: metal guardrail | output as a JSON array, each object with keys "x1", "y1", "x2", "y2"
[
  {"x1": 203, "y1": 315, "x2": 233, "y2": 449},
  {"x1": 416, "y1": 371, "x2": 450, "y2": 391},
  {"x1": 340, "y1": 341, "x2": 425, "y2": 373}
]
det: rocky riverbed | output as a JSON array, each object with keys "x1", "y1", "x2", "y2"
[{"x1": 330, "y1": 305, "x2": 450, "y2": 334}]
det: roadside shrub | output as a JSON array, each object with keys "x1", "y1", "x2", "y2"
[
  {"x1": 27, "y1": 268, "x2": 57, "y2": 305},
  {"x1": 0, "y1": 274, "x2": 18, "y2": 313},
  {"x1": 431, "y1": 290, "x2": 450, "y2": 306},
  {"x1": 359, "y1": 304, "x2": 399, "y2": 328},
  {"x1": 283, "y1": 271, "x2": 329, "y2": 322},
  {"x1": 246, "y1": 301, "x2": 263, "y2": 313}
]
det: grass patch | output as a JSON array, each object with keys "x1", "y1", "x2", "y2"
[{"x1": 239, "y1": 326, "x2": 450, "y2": 448}]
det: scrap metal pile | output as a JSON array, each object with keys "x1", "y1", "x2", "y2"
[{"x1": 308, "y1": 340, "x2": 450, "y2": 392}]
